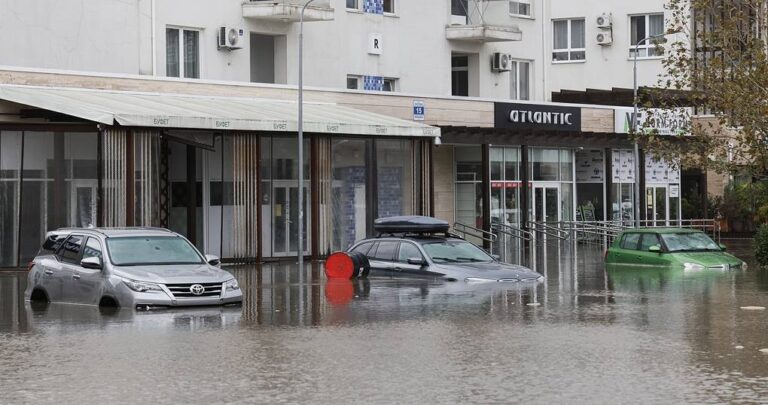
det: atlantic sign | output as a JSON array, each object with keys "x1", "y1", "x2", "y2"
[{"x1": 495, "y1": 102, "x2": 581, "y2": 131}]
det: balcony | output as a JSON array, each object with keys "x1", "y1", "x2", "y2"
[
  {"x1": 242, "y1": 0, "x2": 334, "y2": 22},
  {"x1": 445, "y1": 24, "x2": 522, "y2": 43}
]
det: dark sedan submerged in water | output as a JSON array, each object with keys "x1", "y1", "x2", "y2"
[{"x1": 346, "y1": 216, "x2": 543, "y2": 283}]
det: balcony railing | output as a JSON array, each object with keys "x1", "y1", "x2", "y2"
[
  {"x1": 447, "y1": 0, "x2": 522, "y2": 42},
  {"x1": 242, "y1": 0, "x2": 334, "y2": 22}
]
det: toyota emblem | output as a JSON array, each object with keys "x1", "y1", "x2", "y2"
[{"x1": 189, "y1": 284, "x2": 205, "y2": 295}]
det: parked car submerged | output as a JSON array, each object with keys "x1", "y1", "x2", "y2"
[
  {"x1": 25, "y1": 228, "x2": 243, "y2": 309},
  {"x1": 346, "y1": 216, "x2": 544, "y2": 283},
  {"x1": 605, "y1": 228, "x2": 745, "y2": 271}
]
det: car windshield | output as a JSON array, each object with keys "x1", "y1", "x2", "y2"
[
  {"x1": 421, "y1": 240, "x2": 493, "y2": 263},
  {"x1": 107, "y1": 236, "x2": 203, "y2": 266},
  {"x1": 660, "y1": 232, "x2": 721, "y2": 252}
]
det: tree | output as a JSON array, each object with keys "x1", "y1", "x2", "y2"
[{"x1": 641, "y1": 0, "x2": 768, "y2": 178}]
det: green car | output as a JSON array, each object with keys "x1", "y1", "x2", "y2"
[{"x1": 606, "y1": 228, "x2": 745, "y2": 271}]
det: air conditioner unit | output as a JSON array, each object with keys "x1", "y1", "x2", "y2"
[
  {"x1": 491, "y1": 52, "x2": 512, "y2": 72},
  {"x1": 218, "y1": 26, "x2": 244, "y2": 50},
  {"x1": 596, "y1": 13, "x2": 612, "y2": 28},
  {"x1": 596, "y1": 31, "x2": 613, "y2": 46}
]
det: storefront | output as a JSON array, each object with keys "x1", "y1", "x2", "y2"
[
  {"x1": 0, "y1": 84, "x2": 438, "y2": 266},
  {"x1": 437, "y1": 100, "x2": 685, "y2": 250}
]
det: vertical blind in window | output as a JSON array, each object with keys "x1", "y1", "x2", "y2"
[
  {"x1": 166, "y1": 28, "x2": 180, "y2": 77},
  {"x1": 183, "y1": 30, "x2": 200, "y2": 79}
]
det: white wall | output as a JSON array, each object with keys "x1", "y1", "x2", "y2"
[
  {"x1": 0, "y1": 0, "x2": 152, "y2": 74},
  {"x1": 546, "y1": 0, "x2": 673, "y2": 98}
]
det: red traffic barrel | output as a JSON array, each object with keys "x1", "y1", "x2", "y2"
[{"x1": 325, "y1": 252, "x2": 370, "y2": 279}]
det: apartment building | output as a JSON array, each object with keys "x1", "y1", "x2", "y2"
[
  {"x1": 0, "y1": 0, "x2": 669, "y2": 99},
  {"x1": 0, "y1": 0, "x2": 692, "y2": 266}
]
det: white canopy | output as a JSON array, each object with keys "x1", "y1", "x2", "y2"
[{"x1": 0, "y1": 84, "x2": 440, "y2": 138}]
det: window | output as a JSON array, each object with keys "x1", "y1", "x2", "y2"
[
  {"x1": 166, "y1": 27, "x2": 200, "y2": 79},
  {"x1": 383, "y1": 0, "x2": 394, "y2": 14},
  {"x1": 639, "y1": 233, "x2": 661, "y2": 251},
  {"x1": 349, "y1": 75, "x2": 398, "y2": 92},
  {"x1": 509, "y1": 0, "x2": 531, "y2": 17},
  {"x1": 621, "y1": 233, "x2": 641, "y2": 250},
  {"x1": 346, "y1": 0, "x2": 359, "y2": 9},
  {"x1": 82, "y1": 237, "x2": 103, "y2": 260},
  {"x1": 347, "y1": 76, "x2": 359, "y2": 90},
  {"x1": 372, "y1": 241, "x2": 398, "y2": 261},
  {"x1": 630, "y1": 14, "x2": 665, "y2": 58},
  {"x1": 510, "y1": 60, "x2": 531, "y2": 100},
  {"x1": 58, "y1": 235, "x2": 84, "y2": 264},
  {"x1": 351, "y1": 241, "x2": 374, "y2": 256},
  {"x1": 398, "y1": 243, "x2": 423, "y2": 263},
  {"x1": 452, "y1": 55, "x2": 469, "y2": 97},
  {"x1": 106, "y1": 236, "x2": 203, "y2": 266},
  {"x1": 382, "y1": 78, "x2": 396, "y2": 92},
  {"x1": 553, "y1": 18, "x2": 585, "y2": 62}
]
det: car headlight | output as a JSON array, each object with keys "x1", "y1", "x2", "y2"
[
  {"x1": 224, "y1": 278, "x2": 240, "y2": 291},
  {"x1": 741, "y1": 262, "x2": 748, "y2": 271},
  {"x1": 465, "y1": 277, "x2": 495, "y2": 283},
  {"x1": 121, "y1": 278, "x2": 163, "y2": 293},
  {"x1": 683, "y1": 262, "x2": 705, "y2": 272}
]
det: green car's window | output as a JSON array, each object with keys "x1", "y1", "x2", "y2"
[
  {"x1": 639, "y1": 234, "x2": 661, "y2": 251},
  {"x1": 621, "y1": 233, "x2": 641, "y2": 250},
  {"x1": 661, "y1": 232, "x2": 721, "y2": 252}
]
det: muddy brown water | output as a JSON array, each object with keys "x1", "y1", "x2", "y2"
[{"x1": 1, "y1": 240, "x2": 768, "y2": 403}]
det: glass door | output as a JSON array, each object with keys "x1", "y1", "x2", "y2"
[
  {"x1": 272, "y1": 182, "x2": 309, "y2": 257},
  {"x1": 645, "y1": 185, "x2": 668, "y2": 227},
  {"x1": 532, "y1": 185, "x2": 561, "y2": 224}
]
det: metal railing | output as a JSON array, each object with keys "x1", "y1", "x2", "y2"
[
  {"x1": 453, "y1": 222, "x2": 497, "y2": 244},
  {"x1": 528, "y1": 221, "x2": 570, "y2": 240},
  {"x1": 491, "y1": 223, "x2": 533, "y2": 241}
]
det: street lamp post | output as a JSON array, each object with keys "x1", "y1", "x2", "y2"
[
  {"x1": 632, "y1": 32, "x2": 667, "y2": 228},
  {"x1": 298, "y1": 0, "x2": 315, "y2": 268}
]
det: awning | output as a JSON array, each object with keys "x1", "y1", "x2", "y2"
[{"x1": 0, "y1": 84, "x2": 440, "y2": 138}]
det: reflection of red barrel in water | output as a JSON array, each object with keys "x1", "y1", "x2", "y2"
[
  {"x1": 324, "y1": 252, "x2": 370, "y2": 279},
  {"x1": 325, "y1": 279, "x2": 355, "y2": 307}
]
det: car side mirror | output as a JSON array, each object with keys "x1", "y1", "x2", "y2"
[
  {"x1": 719, "y1": 243, "x2": 727, "y2": 251},
  {"x1": 205, "y1": 254, "x2": 221, "y2": 266},
  {"x1": 407, "y1": 257, "x2": 426, "y2": 266},
  {"x1": 80, "y1": 256, "x2": 102, "y2": 270},
  {"x1": 649, "y1": 245, "x2": 662, "y2": 253}
]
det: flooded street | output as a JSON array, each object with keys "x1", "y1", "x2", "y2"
[{"x1": 2, "y1": 240, "x2": 768, "y2": 403}]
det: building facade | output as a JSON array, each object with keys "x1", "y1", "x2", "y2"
[
  {"x1": 0, "y1": 0, "x2": 699, "y2": 267},
  {"x1": 0, "y1": 0, "x2": 670, "y2": 99}
]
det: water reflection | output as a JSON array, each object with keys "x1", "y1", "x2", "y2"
[{"x1": 1, "y1": 240, "x2": 768, "y2": 403}]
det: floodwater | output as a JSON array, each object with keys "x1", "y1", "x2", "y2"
[{"x1": 2, "y1": 240, "x2": 768, "y2": 403}]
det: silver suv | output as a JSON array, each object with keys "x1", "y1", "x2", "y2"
[{"x1": 25, "y1": 228, "x2": 243, "y2": 309}]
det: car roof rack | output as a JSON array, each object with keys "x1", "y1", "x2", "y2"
[{"x1": 376, "y1": 231, "x2": 465, "y2": 240}]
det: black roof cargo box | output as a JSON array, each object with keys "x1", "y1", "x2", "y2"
[{"x1": 373, "y1": 216, "x2": 450, "y2": 235}]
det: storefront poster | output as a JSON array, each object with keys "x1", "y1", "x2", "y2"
[
  {"x1": 645, "y1": 153, "x2": 681, "y2": 184},
  {"x1": 576, "y1": 149, "x2": 604, "y2": 182},
  {"x1": 612, "y1": 149, "x2": 635, "y2": 183},
  {"x1": 670, "y1": 184, "x2": 680, "y2": 198}
]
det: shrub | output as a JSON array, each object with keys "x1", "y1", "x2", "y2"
[{"x1": 754, "y1": 224, "x2": 768, "y2": 268}]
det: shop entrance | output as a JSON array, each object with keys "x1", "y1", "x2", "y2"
[
  {"x1": 271, "y1": 182, "x2": 309, "y2": 257},
  {"x1": 532, "y1": 185, "x2": 561, "y2": 223},
  {"x1": 646, "y1": 185, "x2": 668, "y2": 226}
]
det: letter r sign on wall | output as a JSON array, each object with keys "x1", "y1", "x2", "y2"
[{"x1": 368, "y1": 33, "x2": 382, "y2": 55}]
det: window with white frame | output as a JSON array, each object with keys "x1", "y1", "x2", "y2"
[
  {"x1": 510, "y1": 60, "x2": 531, "y2": 100},
  {"x1": 347, "y1": 75, "x2": 397, "y2": 92},
  {"x1": 630, "y1": 14, "x2": 665, "y2": 58},
  {"x1": 346, "y1": 0, "x2": 359, "y2": 10},
  {"x1": 166, "y1": 27, "x2": 200, "y2": 78},
  {"x1": 509, "y1": 0, "x2": 532, "y2": 17},
  {"x1": 552, "y1": 18, "x2": 585, "y2": 62},
  {"x1": 383, "y1": 0, "x2": 395, "y2": 14}
]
